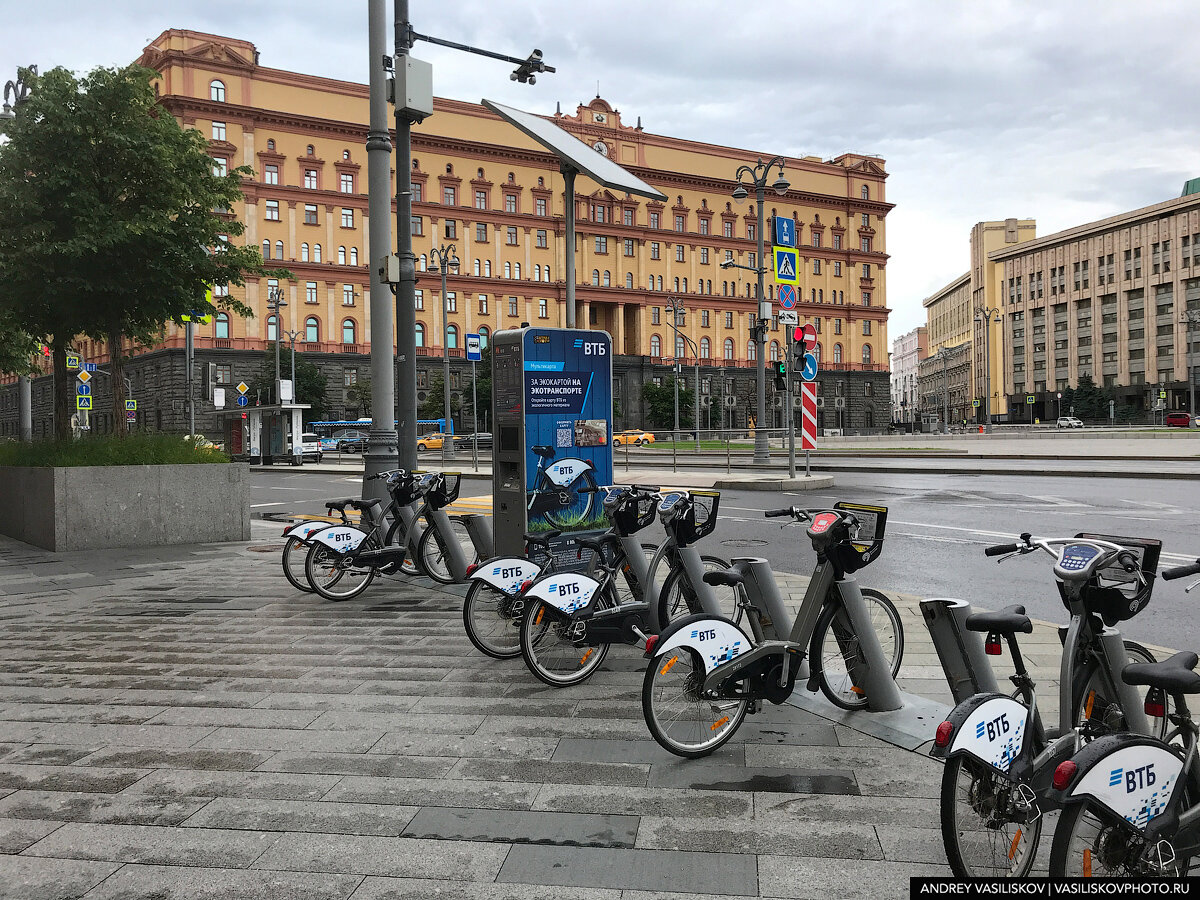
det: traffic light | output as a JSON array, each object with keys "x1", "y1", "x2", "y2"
[{"x1": 771, "y1": 360, "x2": 786, "y2": 392}]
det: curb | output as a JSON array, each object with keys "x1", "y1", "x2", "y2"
[{"x1": 712, "y1": 475, "x2": 835, "y2": 491}]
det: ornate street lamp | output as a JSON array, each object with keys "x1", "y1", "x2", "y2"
[{"x1": 428, "y1": 244, "x2": 460, "y2": 462}]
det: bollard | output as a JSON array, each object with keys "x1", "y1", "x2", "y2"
[{"x1": 920, "y1": 597, "x2": 999, "y2": 704}]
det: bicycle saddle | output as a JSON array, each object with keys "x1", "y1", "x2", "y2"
[
  {"x1": 703, "y1": 568, "x2": 745, "y2": 588},
  {"x1": 1123, "y1": 650, "x2": 1200, "y2": 694},
  {"x1": 965, "y1": 605, "x2": 1032, "y2": 635},
  {"x1": 324, "y1": 498, "x2": 356, "y2": 511},
  {"x1": 576, "y1": 535, "x2": 614, "y2": 555},
  {"x1": 349, "y1": 498, "x2": 383, "y2": 511},
  {"x1": 531, "y1": 445, "x2": 556, "y2": 459},
  {"x1": 524, "y1": 530, "x2": 561, "y2": 548}
]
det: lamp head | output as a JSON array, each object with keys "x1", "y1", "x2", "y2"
[
  {"x1": 731, "y1": 183, "x2": 749, "y2": 203},
  {"x1": 0, "y1": 104, "x2": 12, "y2": 120},
  {"x1": 771, "y1": 171, "x2": 790, "y2": 196},
  {"x1": 449, "y1": 255, "x2": 460, "y2": 270}
]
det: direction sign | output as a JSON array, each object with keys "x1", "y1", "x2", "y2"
[
  {"x1": 76, "y1": 370, "x2": 91, "y2": 385},
  {"x1": 772, "y1": 247, "x2": 798, "y2": 286},
  {"x1": 76, "y1": 395, "x2": 92, "y2": 410},
  {"x1": 76, "y1": 383, "x2": 91, "y2": 396},
  {"x1": 778, "y1": 284, "x2": 797, "y2": 310},
  {"x1": 236, "y1": 381, "x2": 249, "y2": 395},
  {"x1": 66, "y1": 354, "x2": 80, "y2": 370},
  {"x1": 800, "y1": 352, "x2": 819, "y2": 381},
  {"x1": 83, "y1": 363, "x2": 97, "y2": 373},
  {"x1": 772, "y1": 216, "x2": 796, "y2": 249},
  {"x1": 125, "y1": 400, "x2": 137, "y2": 411},
  {"x1": 1026, "y1": 395, "x2": 1035, "y2": 404},
  {"x1": 236, "y1": 395, "x2": 249, "y2": 407},
  {"x1": 1159, "y1": 390, "x2": 1168, "y2": 399},
  {"x1": 465, "y1": 333, "x2": 482, "y2": 362},
  {"x1": 777, "y1": 310, "x2": 798, "y2": 326}
]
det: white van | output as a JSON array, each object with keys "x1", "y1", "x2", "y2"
[{"x1": 295, "y1": 432, "x2": 323, "y2": 462}]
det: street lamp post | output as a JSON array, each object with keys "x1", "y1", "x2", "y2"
[
  {"x1": 730, "y1": 157, "x2": 790, "y2": 464},
  {"x1": 1184, "y1": 310, "x2": 1200, "y2": 418},
  {"x1": 974, "y1": 306, "x2": 1000, "y2": 433},
  {"x1": 282, "y1": 328, "x2": 303, "y2": 463},
  {"x1": 428, "y1": 244, "x2": 459, "y2": 463},
  {"x1": 665, "y1": 297, "x2": 701, "y2": 451},
  {"x1": 935, "y1": 349, "x2": 950, "y2": 435},
  {"x1": 266, "y1": 287, "x2": 287, "y2": 405},
  {"x1": 3, "y1": 65, "x2": 37, "y2": 443}
]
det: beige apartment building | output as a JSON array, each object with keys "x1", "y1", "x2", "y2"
[{"x1": 890, "y1": 326, "x2": 926, "y2": 424}]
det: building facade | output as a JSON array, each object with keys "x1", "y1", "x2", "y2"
[
  {"x1": 890, "y1": 326, "x2": 927, "y2": 423},
  {"x1": 0, "y1": 29, "x2": 894, "y2": 439}
]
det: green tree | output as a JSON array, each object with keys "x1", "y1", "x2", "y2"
[
  {"x1": 0, "y1": 64, "x2": 282, "y2": 440},
  {"x1": 641, "y1": 376, "x2": 694, "y2": 431},
  {"x1": 346, "y1": 376, "x2": 372, "y2": 416},
  {"x1": 249, "y1": 347, "x2": 327, "y2": 422},
  {"x1": 0, "y1": 309, "x2": 39, "y2": 376},
  {"x1": 1060, "y1": 374, "x2": 1110, "y2": 420},
  {"x1": 418, "y1": 370, "x2": 462, "y2": 426}
]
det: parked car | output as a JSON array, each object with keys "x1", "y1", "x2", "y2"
[
  {"x1": 453, "y1": 432, "x2": 492, "y2": 450},
  {"x1": 333, "y1": 429, "x2": 369, "y2": 452},
  {"x1": 1056, "y1": 416, "x2": 1084, "y2": 428},
  {"x1": 295, "y1": 432, "x2": 323, "y2": 462},
  {"x1": 1166, "y1": 411, "x2": 1194, "y2": 427},
  {"x1": 416, "y1": 432, "x2": 446, "y2": 451},
  {"x1": 613, "y1": 429, "x2": 656, "y2": 446}
]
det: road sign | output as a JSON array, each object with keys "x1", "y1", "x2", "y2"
[
  {"x1": 1026, "y1": 395, "x2": 1035, "y2": 404},
  {"x1": 777, "y1": 310, "x2": 798, "y2": 326},
  {"x1": 126, "y1": 411, "x2": 136, "y2": 421},
  {"x1": 800, "y1": 383, "x2": 817, "y2": 451},
  {"x1": 778, "y1": 284, "x2": 797, "y2": 310},
  {"x1": 76, "y1": 383, "x2": 91, "y2": 396},
  {"x1": 76, "y1": 395, "x2": 92, "y2": 410},
  {"x1": 180, "y1": 311, "x2": 212, "y2": 325},
  {"x1": 66, "y1": 354, "x2": 80, "y2": 370},
  {"x1": 772, "y1": 216, "x2": 796, "y2": 249},
  {"x1": 213, "y1": 387, "x2": 226, "y2": 410},
  {"x1": 83, "y1": 363, "x2": 97, "y2": 373},
  {"x1": 794, "y1": 324, "x2": 817, "y2": 347},
  {"x1": 466, "y1": 333, "x2": 482, "y2": 362},
  {"x1": 77, "y1": 370, "x2": 91, "y2": 385},
  {"x1": 800, "y1": 352, "x2": 818, "y2": 381},
  {"x1": 125, "y1": 400, "x2": 137, "y2": 411},
  {"x1": 236, "y1": 381, "x2": 249, "y2": 395},
  {"x1": 972, "y1": 399, "x2": 981, "y2": 408},
  {"x1": 279, "y1": 379, "x2": 293, "y2": 403},
  {"x1": 1159, "y1": 390, "x2": 1168, "y2": 399},
  {"x1": 236, "y1": 395, "x2": 249, "y2": 407},
  {"x1": 772, "y1": 247, "x2": 798, "y2": 286}
]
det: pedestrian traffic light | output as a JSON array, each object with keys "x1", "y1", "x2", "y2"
[{"x1": 771, "y1": 360, "x2": 786, "y2": 391}]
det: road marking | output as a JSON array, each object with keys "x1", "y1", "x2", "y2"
[{"x1": 251, "y1": 502, "x2": 290, "y2": 508}]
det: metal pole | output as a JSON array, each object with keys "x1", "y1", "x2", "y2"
[
  {"x1": 983, "y1": 316, "x2": 992, "y2": 433},
  {"x1": 694, "y1": 359, "x2": 700, "y2": 452},
  {"x1": 365, "y1": 0, "x2": 398, "y2": 495},
  {"x1": 440, "y1": 255, "x2": 453, "y2": 464},
  {"x1": 562, "y1": 166, "x2": 577, "y2": 329},
  {"x1": 786, "y1": 326, "x2": 795, "y2": 477},
  {"x1": 186, "y1": 320, "x2": 195, "y2": 435},
  {"x1": 754, "y1": 185, "x2": 768, "y2": 463},
  {"x1": 273, "y1": 309, "x2": 280, "y2": 405},
  {"x1": 394, "y1": 0, "x2": 419, "y2": 472},
  {"x1": 471, "y1": 359, "x2": 478, "y2": 471},
  {"x1": 17, "y1": 375, "x2": 31, "y2": 442}
]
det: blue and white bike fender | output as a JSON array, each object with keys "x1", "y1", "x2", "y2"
[
  {"x1": 936, "y1": 692, "x2": 1028, "y2": 774},
  {"x1": 525, "y1": 573, "x2": 602, "y2": 614},
  {"x1": 284, "y1": 521, "x2": 329, "y2": 541},
  {"x1": 1054, "y1": 733, "x2": 1186, "y2": 831},
  {"x1": 543, "y1": 458, "x2": 594, "y2": 488},
  {"x1": 471, "y1": 557, "x2": 543, "y2": 595},
  {"x1": 306, "y1": 525, "x2": 369, "y2": 554},
  {"x1": 650, "y1": 613, "x2": 751, "y2": 674}
]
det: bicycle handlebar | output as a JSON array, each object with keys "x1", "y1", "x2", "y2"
[
  {"x1": 985, "y1": 543, "x2": 1020, "y2": 557},
  {"x1": 1163, "y1": 559, "x2": 1200, "y2": 581},
  {"x1": 764, "y1": 507, "x2": 794, "y2": 519},
  {"x1": 1116, "y1": 550, "x2": 1139, "y2": 574}
]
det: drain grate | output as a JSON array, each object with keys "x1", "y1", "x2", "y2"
[
  {"x1": 721, "y1": 539, "x2": 768, "y2": 548},
  {"x1": 247, "y1": 544, "x2": 286, "y2": 553}
]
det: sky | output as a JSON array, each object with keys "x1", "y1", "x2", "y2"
[{"x1": 4, "y1": 0, "x2": 1198, "y2": 344}]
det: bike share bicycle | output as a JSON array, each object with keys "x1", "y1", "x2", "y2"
[
  {"x1": 526, "y1": 445, "x2": 600, "y2": 530},
  {"x1": 931, "y1": 532, "x2": 1166, "y2": 878},
  {"x1": 518, "y1": 489, "x2": 737, "y2": 687},
  {"x1": 642, "y1": 503, "x2": 904, "y2": 758},
  {"x1": 1043, "y1": 556, "x2": 1200, "y2": 878}
]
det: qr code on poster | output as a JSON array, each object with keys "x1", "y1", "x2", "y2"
[{"x1": 556, "y1": 425, "x2": 573, "y2": 448}]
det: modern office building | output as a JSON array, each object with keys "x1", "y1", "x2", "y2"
[
  {"x1": 0, "y1": 29, "x2": 894, "y2": 438},
  {"x1": 890, "y1": 326, "x2": 926, "y2": 424}
]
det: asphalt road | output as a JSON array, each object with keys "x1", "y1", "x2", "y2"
[{"x1": 250, "y1": 469, "x2": 1200, "y2": 650}]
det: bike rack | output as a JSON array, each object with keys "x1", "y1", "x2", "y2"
[
  {"x1": 458, "y1": 514, "x2": 494, "y2": 560},
  {"x1": 919, "y1": 597, "x2": 1000, "y2": 703},
  {"x1": 425, "y1": 508, "x2": 473, "y2": 583},
  {"x1": 837, "y1": 578, "x2": 904, "y2": 712}
]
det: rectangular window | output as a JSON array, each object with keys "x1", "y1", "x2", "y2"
[
  {"x1": 834, "y1": 319, "x2": 842, "y2": 335},
  {"x1": 536, "y1": 229, "x2": 547, "y2": 248},
  {"x1": 304, "y1": 204, "x2": 318, "y2": 225},
  {"x1": 475, "y1": 223, "x2": 487, "y2": 242},
  {"x1": 411, "y1": 182, "x2": 422, "y2": 203},
  {"x1": 811, "y1": 232, "x2": 821, "y2": 248},
  {"x1": 537, "y1": 197, "x2": 547, "y2": 216},
  {"x1": 595, "y1": 236, "x2": 608, "y2": 254},
  {"x1": 651, "y1": 307, "x2": 661, "y2": 325},
  {"x1": 264, "y1": 200, "x2": 280, "y2": 221},
  {"x1": 443, "y1": 186, "x2": 456, "y2": 206},
  {"x1": 675, "y1": 245, "x2": 685, "y2": 262},
  {"x1": 506, "y1": 226, "x2": 518, "y2": 245},
  {"x1": 699, "y1": 218, "x2": 709, "y2": 235},
  {"x1": 747, "y1": 223, "x2": 756, "y2": 241},
  {"x1": 675, "y1": 214, "x2": 685, "y2": 232},
  {"x1": 651, "y1": 242, "x2": 661, "y2": 260},
  {"x1": 862, "y1": 292, "x2": 871, "y2": 306},
  {"x1": 509, "y1": 298, "x2": 518, "y2": 316},
  {"x1": 700, "y1": 247, "x2": 709, "y2": 264},
  {"x1": 860, "y1": 237, "x2": 871, "y2": 252},
  {"x1": 833, "y1": 261, "x2": 842, "y2": 277},
  {"x1": 343, "y1": 284, "x2": 355, "y2": 306},
  {"x1": 212, "y1": 121, "x2": 226, "y2": 141},
  {"x1": 341, "y1": 208, "x2": 354, "y2": 228},
  {"x1": 539, "y1": 298, "x2": 548, "y2": 318},
  {"x1": 340, "y1": 173, "x2": 354, "y2": 193},
  {"x1": 304, "y1": 169, "x2": 318, "y2": 190},
  {"x1": 306, "y1": 282, "x2": 318, "y2": 304},
  {"x1": 624, "y1": 238, "x2": 634, "y2": 257},
  {"x1": 650, "y1": 212, "x2": 660, "y2": 229},
  {"x1": 813, "y1": 259, "x2": 821, "y2": 275},
  {"x1": 862, "y1": 264, "x2": 871, "y2": 278},
  {"x1": 505, "y1": 194, "x2": 518, "y2": 213},
  {"x1": 725, "y1": 312, "x2": 733, "y2": 328},
  {"x1": 832, "y1": 233, "x2": 842, "y2": 250},
  {"x1": 479, "y1": 294, "x2": 488, "y2": 314},
  {"x1": 861, "y1": 213, "x2": 869, "y2": 227},
  {"x1": 701, "y1": 310, "x2": 710, "y2": 327},
  {"x1": 862, "y1": 320, "x2": 871, "y2": 335},
  {"x1": 263, "y1": 163, "x2": 278, "y2": 185},
  {"x1": 215, "y1": 364, "x2": 232, "y2": 384},
  {"x1": 446, "y1": 292, "x2": 457, "y2": 313},
  {"x1": 474, "y1": 190, "x2": 488, "y2": 210},
  {"x1": 415, "y1": 290, "x2": 423, "y2": 310},
  {"x1": 344, "y1": 368, "x2": 358, "y2": 387},
  {"x1": 212, "y1": 157, "x2": 228, "y2": 177},
  {"x1": 723, "y1": 221, "x2": 733, "y2": 238},
  {"x1": 445, "y1": 221, "x2": 458, "y2": 240},
  {"x1": 412, "y1": 215, "x2": 424, "y2": 236},
  {"x1": 623, "y1": 208, "x2": 633, "y2": 226}
]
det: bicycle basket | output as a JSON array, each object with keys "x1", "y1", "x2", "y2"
[
  {"x1": 388, "y1": 472, "x2": 423, "y2": 506},
  {"x1": 1068, "y1": 532, "x2": 1161, "y2": 626},
  {"x1": 832, "y1": 501, "x2": 888, "y2": 573},
  {"x1": 426, "y1": 472, "x2": 462, "y2": 510},
  {"x1": 688, "y1": 490, "x2": 721, "y2": 543}
]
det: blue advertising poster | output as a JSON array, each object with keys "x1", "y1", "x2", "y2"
[{"x1": 522, "y1": 329, "x2": 613, "y2": 564}]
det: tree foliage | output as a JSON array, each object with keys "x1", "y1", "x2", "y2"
[
  {"x1": 249, "y1": 346, "x2": 327, "y2": 422},
  {"x1": 641, "y1": 376, "x2": 694, "y2": 431},
  {"x1": 418, "y1": 370, "x2": 461, "y2": 425},
  {"x1": 346, "y1": 376, "x2": 372, "y2": 415},
  {"x1": 0, "y1": 64, "x2": 283, "y2": 439}
]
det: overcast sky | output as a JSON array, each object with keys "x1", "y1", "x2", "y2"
[{"x1": 5, "y1": 1, "x2": 1197, "y2": 343}]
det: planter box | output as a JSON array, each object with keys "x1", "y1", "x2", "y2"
[{"x1": 0, "y1": 463, "x2": 250, "y2": 551}]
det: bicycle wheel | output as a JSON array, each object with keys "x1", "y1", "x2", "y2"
[
  {"x1": 1050, "y1": 795, "x2": 1180, "y2": 877},
  {"x1": 811, "y1": 588, "x2": 905, "y2": 711},
  {"x1": 940, "y1": 754, "x2": 1041, "y2": 878},
  {"x1": 384, "y1": 515, "x2": 420, "y2": 576},
  {"x1": 1074, "y1": 641, "x2": 1171, "y2": 741},
  {"x1": 462, "y1": 579, "x2": 524, "y2": 660},
  {"x1": 543, "y1": 471, "x2": 599, "y2": 530},
  {"x1": 520, "y1": 598, "x2": 610, "y2": 687},
  {"x1": 304, "y1": 538, "x2": 378, "y2": 601},
  {"x1": 608, "y1": 542, "x2": 659, "y2": 606},
  {"x1": 282, "y1": 536, "x2": 314, "y2": 592},
  {"x1": 656, "y1": 556, "x2": 738, "y2": 627},
  {"x1": 417, "y1": 522, "x2": 469, "y2": 585},
  {"x1": 642, "y1": 645, "x2": 748, "y2": 758}
]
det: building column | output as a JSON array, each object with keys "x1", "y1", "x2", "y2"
[{"x1": 614, "y1": 302, "x2": 626, "y2": 354}]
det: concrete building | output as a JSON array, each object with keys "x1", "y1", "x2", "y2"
[
  {"x1": 0, "y1": 29, "x2": 894, "y2": 439},
  {"x1": 890, "y1": 326, "x2": 927, "y2": 424}
]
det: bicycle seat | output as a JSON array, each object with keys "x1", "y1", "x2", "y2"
[
  {"x1": 703, "y1": 568, "x2": 745, "y2": 588},
  {"x1": 531, "y1": 445, "x2": 556, "y2": 459},
  {"x1": 349, "y1": 498, "x2": 383, "y2": 511},
  {"x1": 965, "y1": 605, "x2": 1032, "y2": 635},
  {"x1": 576, "y1": 535, "x2": 613, "y2": 555},
  {"x1": 524, "y1": 530, "x2": 561, "y2": 548},
  {"x1": 1122, "y1": 650, "x2": 1200, "y2": 694},
  {"x1": 324, "y1": 498, "x2": 356, "y2": 511}
]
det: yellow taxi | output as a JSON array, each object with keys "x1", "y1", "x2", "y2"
[
  {"x1": 416, "y1": 433, "x2": 447, "y2": 451},
  {"x1": 613, "y1": 429, "x2": 655, "y2": 446}
]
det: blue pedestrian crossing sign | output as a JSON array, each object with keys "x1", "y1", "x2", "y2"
[
  {"x1": 236, "y1": 395, "x2": 249, "y2": 407},
  {"x1": 76, "y1": 383, "x2": 91, "y2": 396},
  {"x1": 778, "y1": 284, "x2": 797, "y2": 310},
  {"x1": 66, "y1": 355, "x2": 80, "y2": 370},
  {"x1": 125, "y1": 400, "x2": 137, "y2": 411},
  {"x1": 773, "y1": 216, "x2": 796, "y2": 249},
  {"x1": 773, "y1": 247, "x2": 799, "y2": 287},
  {"x1": 76, "y1": 395, "x2": 92, "y2": 410},
  {"x1": 801, "y1": 352, "x2": 818, "y2": 381}
]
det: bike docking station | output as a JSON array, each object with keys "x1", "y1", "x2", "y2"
[{"x1": 491, "y1": 326, "x2": 614, "y2": 570}]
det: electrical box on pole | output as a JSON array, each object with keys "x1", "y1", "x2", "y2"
[{"x1": 395, "y1": 56, "x2": 433, "y2": 118}]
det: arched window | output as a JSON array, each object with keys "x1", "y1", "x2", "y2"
[
  {"x1": 674, "y1": 277, "x2": 680, "y2": 291},
  {"x1": 834, "y1": 343, "x2": 843, "y2": 363},
  {"x1": 301, "y1": 243, "x2": 309, "y2": 262},
  {"x1": 650, "y1": 334, "x2": 662, "y2": 357},
  {"x1": 723, "y1": 338, "x2": 734, "y2": 360},
  {"x1": 861, "y1": 185, "x2": 869, "y2": 200},
  {"x1": 338, "y1": 247, "x2": 346, "y2": 265},
  {"x1": 474, "y1": 259, "x2": 481, "y2": 276},
  {"x1": 340, "y1": 319, "x2": 355, "y2": 344},
  {"x1": 865, "y1": 407, "x2": 874, "y2": 428},
  {"x1": 862, "y1": 343, "x2": 872, "y2": 365},
  {"x1": 707, "y1": 280, "x2": 712, "y2": 294},
  {"x1": 625, "y1": 273, "x2": 633, "y2": 289},
  {"x1": 275, "y1": 240, "x2": 284, "y2": 259},
  {"x1": 415, "y1": 323, "x2": 425, "y2": 347},
  {"x1": 305, "y1": 317, "x2": 320, "y2": 342},
  {"x1": 343, "y1": 149, "x2": 351, "y2": 161},
  {"x1": 478, "y1": 325, "x2": 490, "y2": 348},
  {"x1": 215, "y1": 313, "x2": 230, "y2": 339},
  {"x1": 682, "y1": 278, "x2": 688, "y2": 293},
  {"x1": 770, "y1": 341, "x2": 780, "y2": 361},
  {"x1": 266, "y1": 139, "x2": 276, "y2": 151},
  {"x1": 350, "y1": 248, "x2": 358, "y2": 266},
  {"x1": 210, "y1": 80, "x2": 226, "y2": 102},
  {"x1": 675, "y1": 335, "x2": 686, "y2": 359},
  {"x1": 485, "y1": 261, "x2": 492, "y2": 277},
  {"x1": 700, "y1": 337, "x2": 711, "y2": 358},
  {"x1": 815, "y1": 342, "x2": 823, "y2": 361},
  {"x1": 505, "y1": 261, "x2": 512, "y2": 278},
  {"x1": 419, "y1": 254, "x2": 426, "y2": 271},
  {"x1": 446, "y1": 324, "x2": 458, "y2": 349},
  {"x1": 544, "y1": 267, "x2": 550, "y2": 282},
  {"x1": 603, "y1": 270, "x2": 611, "y2": 287},
  {"x1": 534, "y1": 264, "x2": 541, "y2": 280},
  {"x1": 747, "y1": 340, "x2": 757, "y2": 361},
  {"x1": 262, "y1": 240, "x2": 270, "y2": 259},
  {"x1": 514, "y1": 263, "x2": 521, "y2": 280},
  {"x1": 592, "y1": 269, "x2": 600, "y2": 286},
  {"x1": 267, "y1": 315, "x2": 278, "y2": 341},
  {"x1": 314, "y1": 244, "x2": 322, "y2": 263},
  {"x1": 306, "y1": 144, "x2": 315, "y2": 156},
  {"x1": 657, "y1": 275, "x2": 664, "y2": 291}
]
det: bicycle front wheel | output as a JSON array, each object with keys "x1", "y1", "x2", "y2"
[
  {"x1": 655, "y1": 556, "x2": 737, "y2": 627},
  {"x1": 940, "y1": 754, "x2": 1041, "y2": 878},
  {"x1": 520, "y1": 599, "x2": 610, "y2": 687},
  {"x1": 811, "y1": 587, "x2": 905, "y2": 711},
  {"x1": 417, "y1": 524, "x2": 460, "y2": 585},
  {"x1": 384, "y1": 516, "x2": 420, "y2": 576},
  {"x1": 304, "y1": 539, "x2": 377, "y2": 601},
  {"x1": 642, "y1": 646, "x2": 748, "y2": 758},
  {"x1": 462, "y1": 580, "x2": 523, "y2": 660},
  {"x1": 282, "y1": 536, "x2": 313, "y2": 592}
]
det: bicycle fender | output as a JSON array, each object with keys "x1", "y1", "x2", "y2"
[
  {"x1": 935, "y1": 693, "x2": 1029, "y2": 774},
  {"x1": 1048, "y1": 732, "x2": 1186, "y2": 830},
  {"x1": 284, "y1": 521, "x2": 329, "y2": 541},
  {"x1": 470, "y1": 557, "x2": 542, "y2": 595},
  {"x1": 525, "y1": 573, "x2": 603, "y2": 615},
  {"x1": 650, "y1": 612, "x2": 751, "y2": 674},
  {"x1": 305, "y1": 525, "x2": 369, "y2": 554},
  {"x1": 543, "y1": 458, "x2": 595, "y2": 487}
]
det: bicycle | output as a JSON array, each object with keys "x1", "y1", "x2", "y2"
[
  {"x1": 526, "y1": 445, "x2": 600, "y2": 530},
  {"x1": 931, "y1": 531, "x2": 1167, "y2": 878},
  {"x1": 641, "y1": 503, "x2": 904, "y2": 758},
  {"x1": 649, "y1": 490, "x2": 740, "y2": 631},
  {"x1": 410, "y1": 472, "x2": 481, "y2": 584},
  {"x1": 1046, "y1": 558, "x2": 1200, "y2": 878}
]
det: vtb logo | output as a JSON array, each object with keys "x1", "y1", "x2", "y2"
[{"x1": 574, "y1": 338, "x2": 606, "y2": 355}]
